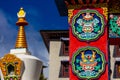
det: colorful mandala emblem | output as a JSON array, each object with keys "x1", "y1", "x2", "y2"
[
  {"x1": 72, "y1": 9, "x2": 105, "y2": 41},
  {"x1": 72, "y1": 46, "x2": 106, "y2": 79}
]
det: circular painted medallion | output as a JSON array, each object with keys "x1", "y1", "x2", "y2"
[
  {"x1": 72, "y1": 46, "x2": 106, "y2": 79},
  {"x1": 72, "y1": 9, "x2": 105, "y2": 41}
]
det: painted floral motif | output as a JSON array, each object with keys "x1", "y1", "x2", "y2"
[
  {"x1": 72, "y1": 9, "x2": 105, "y2": 41},
  {"x1": 72, "y1": 46, "x2": 105, "y2": 79},
  {"x1": 117, "y1": 17, "x2": 120, "y2": 26},
  {"x1": 109, "y1": 14, "x2": 120, "y2": 37}
]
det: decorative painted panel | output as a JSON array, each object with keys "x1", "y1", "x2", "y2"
[
  {"x1": 109, "y1": 14, "x2": 120, "y2": 38},
  {"x1": 69, "y1": 8, "x2": 108, "y2": 80},
  {"x1": 0, "y1": 54, "x2": 22, "y2": 80},
  {"x1": 72, "y1": 9, "x2": 105, "y2": 41},
  {"x1": 72, "y1": 46, "x2": 105, "y2": 79}
]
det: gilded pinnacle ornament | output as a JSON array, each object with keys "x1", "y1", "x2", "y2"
[
  {"x1": 15, "y1": 7, "x2": 28, "y2": 48},
  {"x1": 17, "y1": 7, "x2": 26, "y2": 18}
]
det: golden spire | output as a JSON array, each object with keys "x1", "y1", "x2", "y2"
[{"x1": 15, "y1": 7, "x2": 28, "y2": 48}]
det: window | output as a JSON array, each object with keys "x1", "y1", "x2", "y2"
[
  {"x1": 59, "y1": 61, "x2": 69, "y2": 78},
  {"x1": 113, "y1": 46, "x2": 120, "y2": 78},
  {"x1": 113, "y1": 45, "x2": 120, "y2": 57},
  {"x1": 113, "y1": 61, "x2": 120, "y2": 78},
  {"x1": 60, "y1": 41, "x2": 69, "y2": 56}
]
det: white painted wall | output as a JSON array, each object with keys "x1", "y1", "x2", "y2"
[
  {"x1": 110, "y1": 45, "x2": 120, "y2": 80},
  {"x1": 49, "y1": 41, "x2": 69, "y2": 80},
  {"x1": 10, "y1": 49, "x2": 43, "y2": 80},
  {"x1": 16, "y1": 54, "x2": 42, "y2": 80},
  {"x1": 110, "y1": 45, "x2": 115, "y2": 80}
]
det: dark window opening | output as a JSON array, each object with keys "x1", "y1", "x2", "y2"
[
  {"x1": 113, "y1": 61, "x2": 120, "y2": 78},
  {"x1": 60, "y1": 41, "x2": 69, "y2": 56},
  {"x1": 7, "y1": 64, "x2": 15, "y2": 75},
  {"x1": 113, "y1": 45, "x2": 120, "y2": 57},
  {"x1": 59, "y1": 61, "x2": 69, "y2": 78}
]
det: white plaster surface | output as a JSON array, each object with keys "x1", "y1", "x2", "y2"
[
  {"x1": 10, "y1": 49, "x2": 43, "y2": 80},
  {"x1": 49, "y1": 41, "x2": 69, "y2": 80}
]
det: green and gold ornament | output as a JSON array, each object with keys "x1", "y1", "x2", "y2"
[
  {"x1": 72, "y1": 46, "x2": 106, "y2": 80},
  {"x1": 72, "y1": 9, "x2": 105, "y2": 41}
]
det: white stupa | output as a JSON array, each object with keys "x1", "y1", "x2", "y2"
[{"x1": 0, "y1": 8, "x2": 43, "y2": 80}]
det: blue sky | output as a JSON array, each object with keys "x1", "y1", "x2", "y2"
[{"x1": 0, "y1": 0, "x2": 68, "y2": 77}]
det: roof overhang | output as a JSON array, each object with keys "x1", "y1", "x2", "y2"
[
  {"x1": 55, "y1": 0, "x2": 68, "y2": 16},
  {"x1": 55, "y1": 0, "x2": 109, "y2": 16}
]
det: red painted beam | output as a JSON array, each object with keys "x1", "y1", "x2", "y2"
[
  {"x1": 109, "y1": 38, "x2": 120, "y2": 45},
  {"x1": 92, "y1": 0, "x2": 97, "y2": 4},
  {"x1": 71, "y1": 0, "x2": 76, "y2": 4},
  {"x1": 86, "y1": 0, "x2": 90, "y2": 4},
  {"x1": 78, "y1": 0, "x2": 84, "y2": 4},
  {"x1": 100, "y1": 0, "x2": 104, "y2": 2}
]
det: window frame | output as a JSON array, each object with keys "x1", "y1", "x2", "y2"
[
  {"x1": 59, "y1": 61, "x2": 69, "y2": 78},
  {"x1": 113, "y1": 61, "x2": 120, "y2": 78},
  {"x1": 60, "y1": 41, "x2": 69, "y2": 56}
]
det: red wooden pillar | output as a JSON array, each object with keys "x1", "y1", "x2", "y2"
[{"x1": 69, "y1": 8, "x2": 108, "y2": 80}]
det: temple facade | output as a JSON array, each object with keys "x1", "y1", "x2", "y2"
[
  {"x1": 41, "y1": 30, "x2": 119, "y2": 80},
  {"x1": 41, "y1": 0, "x2": 120, "y2": 80}
]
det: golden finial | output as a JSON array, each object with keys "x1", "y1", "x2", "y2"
[
  {"x1": 15, "y1": 7, "x2": 28, "y2": 48},
  {"x1": 17, "y1": 7, "x2": 26, "y2": 18},
  {"x1": 16, "y1": 7, "x2": 28, "y2": 26}
]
